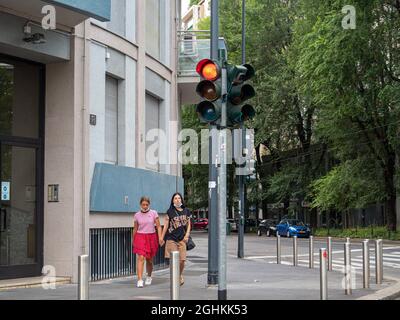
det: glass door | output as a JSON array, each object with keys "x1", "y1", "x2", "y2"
[
  {"x1": 0, "y1": 55, "x2": 44, "y2": 279},
  {"x1": 0, "y1": 142, "x2": 43, "y2": 279}
]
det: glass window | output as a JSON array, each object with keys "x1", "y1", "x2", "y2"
[
  {"x1": 145, "y1": 0, "x2": 160, "y2": 59},
  {"x1": 145, "y1": 94, "x2": 161, "y2": 172},
  {"x1": 0, "y1": 60, "x2": 39, "y2": 139},
  {"x1": 105, "y1": 76, "x2": 118, "y2": 164}
]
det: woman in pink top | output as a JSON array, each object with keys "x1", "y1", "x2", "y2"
[{"x1": 133, "y1": 197, "x2": 163, "y2": 288}]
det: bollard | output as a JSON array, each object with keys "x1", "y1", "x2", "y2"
[
  {"x1": 320, "y1": 248, "x2": 328, "y2": 300},
  {"x1": 293, "y1": 236, "x2": 298, "y2": 266},
  {"x1": 375, "y1": 239, "x2": 383, "y2": 285},
  {"x1": 344, "y1": 242, "x2": 352, "y2": 295},
  {"x1": 78, "y1": 255, "x2": 89, "y2": 300},
  {"x1": 346, "y1": 237, "x2": 351, "y2": 244},
  {"x1": 277, "y1": 234, "x2": 281, "y2": 264},
  {"x1": 362, "y1": 240, "x2": 370, "y2": 289},
  {"x1": 309, "y1": 236, "x2": 314, "y2": 269},
  {"x1": 327, "y1": 237, "x2": 333, "y2": 271},
  {"x1": 170, "y1": 251, "x2": 180, "y2": 300}
]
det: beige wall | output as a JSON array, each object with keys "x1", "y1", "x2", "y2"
[{"x1": 44, "y1": 23, "x2": 89, "y2": 282}]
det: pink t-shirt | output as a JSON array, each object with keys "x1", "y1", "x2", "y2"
[{"x1": 134, "y1": 210, "x2": 159, "y2": 234}]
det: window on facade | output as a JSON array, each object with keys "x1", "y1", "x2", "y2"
[
  {"x1": 105, "y1": 76, "x2": 118, "y2": 165},
  {"x1": 145, "y1": 94, "x2": 161, "y2": 172},
  {"x1": 145, "y1": 0, "x2": 160, "y2": 60}
]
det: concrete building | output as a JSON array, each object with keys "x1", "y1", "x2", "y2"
[
  {"x1": 182, "y1": 0, "x2": 211, "y2": 31},
  {"x1": 0, "y1": 0, "x2": 184, "y2": 282}
]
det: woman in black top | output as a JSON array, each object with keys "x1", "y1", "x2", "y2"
[{"x1": 161, "y1": 192, "x2": 192, "y2": 286}]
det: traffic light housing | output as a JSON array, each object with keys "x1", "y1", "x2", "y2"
[
  {"x1": 226, "y1": 64, "x2": 256, "y2": 126},
  {"x1": 195, "y1": 59, "x2": 222, "y2": 124}
]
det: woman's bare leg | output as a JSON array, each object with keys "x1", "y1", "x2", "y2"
[
  {"x1": 146, "y1": 259, "x2": 154, "y2": 277},
  {"x1": 137, "y1": 255, "x2": 145, "y2": 281}
]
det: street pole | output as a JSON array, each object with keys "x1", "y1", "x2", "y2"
[
  {"x1": 218, "y1": 66, "x2": 228, "y2": 300},
  {"x1": 208, "y1": 0, "x2": 219, "y2": 286},
  {"x1": 237, "y1": 0, "x2": 246, "y2": 259}
]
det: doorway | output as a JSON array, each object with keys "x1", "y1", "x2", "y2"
[{"x1": 0, "y1": 55, "x2": 44, "y2": 280}]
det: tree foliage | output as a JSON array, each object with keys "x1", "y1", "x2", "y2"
[{"x1": 182, "y1": 0, "x2": 400, "y2": 229}]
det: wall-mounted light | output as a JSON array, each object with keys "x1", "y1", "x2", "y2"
[{"x1": 23, "y1": 21, "x2": 47, "y2": 45}]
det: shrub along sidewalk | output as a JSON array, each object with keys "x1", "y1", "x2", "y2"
[{"x1": 313, "y1": 227, "x2": 400, "y2": 241}]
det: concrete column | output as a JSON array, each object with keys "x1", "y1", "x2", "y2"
[
  {"x1": 44, "y1": 23, "x2": 89, "y2": 283},
  {"x1": 136, "y1": 0, "x2": 147, "y2": 169}
]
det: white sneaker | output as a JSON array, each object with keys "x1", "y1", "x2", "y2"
[
  {"x1": 137, "y1": 280, "x2": 144, "y2": 288},
  {"x1": 145, "y1": 277, "x2": 153, "y2": 286}
]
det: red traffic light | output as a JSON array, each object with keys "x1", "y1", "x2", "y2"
[{"x1": 196, "y1": 59, "x2": 221, "y2": 81}]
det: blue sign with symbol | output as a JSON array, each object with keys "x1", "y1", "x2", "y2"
[{"x1": 1, "y1": 182, "x2": 10, "y2": 201}]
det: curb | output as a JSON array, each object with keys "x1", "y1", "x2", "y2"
[
  {"x1": 0, "y1": 277, "x2": 71, "y2": 291},
  {"x1": 356, "y1": 276, "x2": 400, "y2": 300}
]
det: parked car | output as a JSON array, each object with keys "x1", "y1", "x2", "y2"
[
  {"x1": 193, "y1": 218, "x2": 208, "y2": 230},
  {"x1": 276, "y1": 219, "x2": 311, "y2": 238},
  {"x1": 227, "y1": 219, "x2": 238, "y2": 232},
  {"x1": 257, "y1": 219, "x2": 278, "y2": 237},
  {"x1": 245, "y1": 219, "x2": 258, "y2": 227}
]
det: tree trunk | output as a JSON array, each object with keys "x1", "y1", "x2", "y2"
[{"x1": 384, "y1": 154, "x2": 397, "y2": 231}]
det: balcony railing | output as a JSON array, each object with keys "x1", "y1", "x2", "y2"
[{"x1": 178, "y1": 30, "x2": 211, "y2": 77}]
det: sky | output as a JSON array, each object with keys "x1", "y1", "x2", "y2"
[{"x1": 182, "y1": 0, "x2": 190, "y2": 16}]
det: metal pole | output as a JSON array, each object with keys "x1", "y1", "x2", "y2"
[
  {"x1": 344, "y1": 242, "x2": 352, "y2": 295},
  {"x1": 363, "y1": 240, "x2": 370, "y2": 289},
  {"x1": 375, "y1": 239, "x2": 383, "y2": 285},
  {"x1": 208, "y1": 0, "x2": 219, "y2": 286},
  {"x1": 237, "y1": 128, "x2": 245, "y2": 259},
  {"x1": 237, "y1": 0, "x2": 246, "y2": 260},
  {"x1": 309, "y1": 236, "x2": 314, "y2": 268},
  {"x1": 217, "y1": 66, "x2": 228, "y2": 301},
  {"x1": 78, "y1": 255, "x2": 89, "y2": 300},
  {"x1": 327, "y1": 237, "x2": 333, "y2": 271},
  {"x1": 242, "y1": 0, "x2": 246, "y2": 64},
  {"x1": 277, "y1": 234, "x2": 281, "y2": 264},
  {"x1": 293, "y1": 236, "x2": 298, "y2": 266},
  {"x1": 208, "y1": 127, "x2": 219, "y2": 285},
  {"x1": 320, "y1": 248, "x2": 328, "y2": 300},
  {"x1": 170, "y1": 251, "x2": 180, "y2": 300},
  {"x1": 346, "y1": 237, "x2": 351, "y2": 244}
]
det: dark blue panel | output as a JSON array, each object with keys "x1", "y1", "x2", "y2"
[
  {"x1": 44, "y1": 0, "x2": 111, "y2": 21},
  {"x1": 90, "y1": 163, "x2": 185, "y2": 214}
]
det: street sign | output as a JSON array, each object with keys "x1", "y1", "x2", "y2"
[{"x1": 1, "y1": 182, "x2": 10, "y2": 201}]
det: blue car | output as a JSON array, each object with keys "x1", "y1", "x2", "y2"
[{"x1": 276, "y1": 219, "x2": 311, "y2": 238}]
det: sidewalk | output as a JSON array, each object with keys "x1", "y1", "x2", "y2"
[{"x1": 0, "y1": 233, "x2": 399, "y2": 300}]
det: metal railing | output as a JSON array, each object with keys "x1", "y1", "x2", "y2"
[
  {"x1": 178, "y1": 30, "x2": 211, "y2": 77},
  {"x1": 89, "y1": 228, "x2": 168, "y2": 281}
]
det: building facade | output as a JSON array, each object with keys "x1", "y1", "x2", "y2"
[
  {"x1": 0, "y1": 0, "x2": 183, "y2": 282},
  {"x1": 182, "y1": 0, "x2": 210, "y2": 31}
]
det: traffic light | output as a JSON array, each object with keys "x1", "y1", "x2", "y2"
[
  {"x1": 226, "y1": 64, "x2": 256, "y2": 126},
  {"x1": 195, "y1": 59, "x2": 222, "y2": 124}
]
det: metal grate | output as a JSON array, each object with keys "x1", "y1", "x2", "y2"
[{"x1": 89, "y1": 228, "x2": 167, "y2": 282}]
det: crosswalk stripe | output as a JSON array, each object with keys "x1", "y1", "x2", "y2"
[
  {"x1": 378, "y1": 254, "x2": 400, "y2": 258},
  {"x1": 351, "y1": 257, "x2": 400, "y2": 263}
]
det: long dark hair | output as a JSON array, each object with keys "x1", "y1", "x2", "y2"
[{"x1": 169, "y1": 192, "x2": 186, "y2": 211}]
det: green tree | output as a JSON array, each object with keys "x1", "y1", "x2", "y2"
[{"x1": 296, "y1": 0, "x2": 400, "y2": 230}]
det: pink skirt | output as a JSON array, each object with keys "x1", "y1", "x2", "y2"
[{"x1": 133, "y1": 233, "x2": 159, "y2": 259}]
